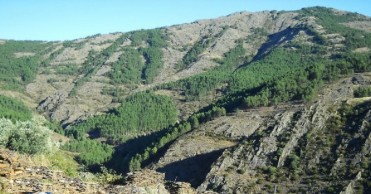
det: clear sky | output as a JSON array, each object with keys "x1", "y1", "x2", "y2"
[{"x1": 0, "y1": 0, "x2": 370, "y2": 41}]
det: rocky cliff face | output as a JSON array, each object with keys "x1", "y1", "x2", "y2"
[{"x1": 194, "y1": 74, "x2": 371, "y2": 193}]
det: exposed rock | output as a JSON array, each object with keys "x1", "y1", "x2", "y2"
[
  {"x1": 340, "y1": 171, "x2": 362, "y2": 194},
  {"x1": 351, "y1": 74, "x2": 371, "y2": 85},
  {"x1": 0, "y1": 148, "x2": 195, "y2": 194},
  {"x1": 197, "y1": 75, "x2": 370, "y2": 193},
  {"x1": 37, "y1": 91, "x2": 67, "y2": 115},
  {"x1": 166, "y1": 182, "x2": 196, "y2": 194}
]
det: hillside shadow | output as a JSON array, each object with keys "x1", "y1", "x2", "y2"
[
  {"x1": 105, "y1": 129, "x2": 168, "y2": 174},
  {"x1": 252, "y1": 26, "x2": 300, "y2": 62},
  {"x1": 236, "y1": 26, "x2": 301, "y2": 71},
  {"x1": 157, "y1": 149, "x2": 225, "y2": 188}
]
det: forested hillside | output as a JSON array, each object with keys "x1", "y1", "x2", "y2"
[
  {"x1": 0, "y1": 41, "x2": 50, "y2": 90},
  {"x1": 0, "y1": 6, "x2": 370, "y2": 193}
]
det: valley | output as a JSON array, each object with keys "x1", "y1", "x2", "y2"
[{"x1": 0, "y1": 6, "x2": 370, "y2": 193}]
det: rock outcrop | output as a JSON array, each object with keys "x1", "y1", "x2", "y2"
[
  {"x1": 0, "y1": 149, "x2": 196, "y2": 194},
  {"x1": 195, "y1": 75, "x2": 371, "y2": 193}
]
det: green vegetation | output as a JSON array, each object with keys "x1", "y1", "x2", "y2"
[
  {"x1": 131, "y1": 8, "x2": 371, "y2": 172},
  {"x1": 161, "y1": 33, "x2": 331, "y2": 105},
  {"x1": 160, "y1": 42, "x2": 246, "y2": 100},
  {"x1": 101, "y1": 86, "x2": 126, "y2": 98},
  {"x1": 55, "y1": 65, "x2": 79, "y2": 75},
  {"x1": 41, "y1": 47, "x2": 65, "y2": 67},
  {"x1": 109, "y1": 48, "x2": 143, "y2": 84},
  {"x1": 176, "y1": 27, "x2": 229, "y2": 71},
  {"x1": 130, "y1": 29, "x2": 167, "y2": 47},
  {"x1": 43, "y1": 151, "x2": 80, "y2": 177},
  {"x1": 62, "y1": 139, "x2": 113, "y2": 166},
  {"x1": 299, "y1": 6, "x2": 371, "y2": 50},
  {"x1": 162, "y1": 7, "x2": 371, "y2": 106},
  {"x1": 69, "y1": 50, "x2": 108, "y2": 96},
  {"x1": 177, "y1": 36, "x2": 213, "y2": 70},
  {"x1": 229, "y1": 46, "x2": 305, "y2": 93},
  {"x1": 298, "y1": 101, "x2": 371, "y2": 186},
  {"x1": 142, "y1": 46, "x2": 164, "y2": 83},
  {"x1": 129, "y1": 106, "x2": 226, "y2": 171},
  {"x1": 0, "y1": 95, "x2": 32, "y2": 122},
  {"x1": 214, "y1": 7, "x2": 371, "y2": 111},
  {"x1": 354, "y1": 86, "x2": 371, "y2": 97},
  {"x1": 202, "y1": 47, "x2": 320, "y2": 112},
  {"x1": 44, "y1": 120, "x2": 65, "y2": 135},
  {"x1": 69, "y1": 34, "x2": 128, "y2": 96},
  {"x1": 67, "y1": 92, "x2": 178, "y2": 141},
  {"x1": 62, "y1": 40, "x2": 86, "y2": 50},
  {"x1": 0, "y1": 95, "x2": 62, "y2": 158},
  {"x1": 94, "y1": 166, "x2": 122, "y2": 184},
  {"x1": 0, "y1": 8, "x2": 370, "y2": 187},
  {"x1": 247, "y1": 27, "x2": 269, "y2": 42},
  {"x1": 0, "y1": 40, "x2": 50, "y2": 90},
  {"x1": 64, "y1": 92, "x2": 177, "y2": 170},
  {"x1": 61, "y1": 30, "x2": 169, "y2": 169},
  {"x1": 57, "y1": 8, "x2": 371, "y2": 176},
  {"x1": 221, "y1": 52, "x2": 369, "y2": 112},
  {"x1": 0, "y1": 118, "x2": 51, "y2": 154},
  {"x1": 254, "y1": 100, "x2": 371, "y2": 192},
  {"x1": 109, "y1": 29, "x2": 167, "y2": 84}
]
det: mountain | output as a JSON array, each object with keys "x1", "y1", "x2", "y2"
[{"x1": 0, "y1": 6, "x2": 371, "y2": 193}]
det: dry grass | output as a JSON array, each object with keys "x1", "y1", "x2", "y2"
[
  {"x1": 342, "y1": 21, "x2": 371, "y2": 33},
  {"x1": 353, "y1": 47, "x2": 370, "y2": 53},
  {"x1": 13, "y1": 52, "x2": 35, "y2": 58}
]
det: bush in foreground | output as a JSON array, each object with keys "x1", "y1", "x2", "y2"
[{"x1": 0, "y1": 118, "x2": 51, "y2": 154}]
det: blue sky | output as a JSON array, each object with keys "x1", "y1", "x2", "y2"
[{"x1": 0, "y1": 0, "x2": 370, "y2": 41}]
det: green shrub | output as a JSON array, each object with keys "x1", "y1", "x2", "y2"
[
  {"x1": 62, "y1": 138, "x2": 113, "y2": 166},
  {"x1": 0, "y1": 118, "x2": 51, "y2": 154},
  {"x1": 354, "y1": 86, "x2": 371, "y2": 97}
]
